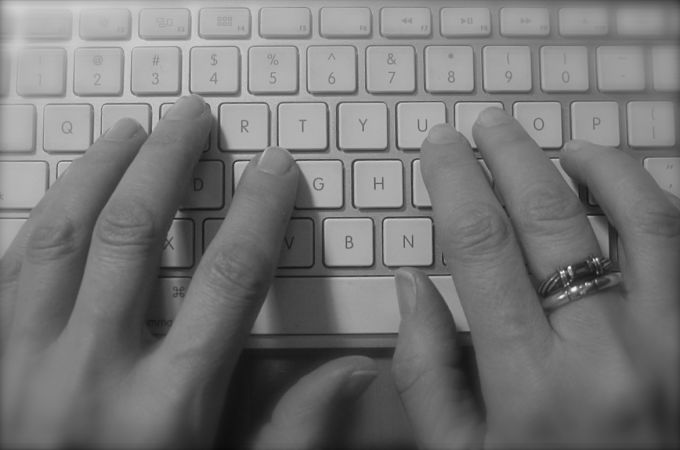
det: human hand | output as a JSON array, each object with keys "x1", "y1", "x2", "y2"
[
  {"x1": 0, "y1": 95, "x2": 376, "y2": 448},
  {"x1": 392, "y1": 109, "x2": 679, "y2": 448}
]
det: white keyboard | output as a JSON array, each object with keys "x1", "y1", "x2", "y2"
[{"x1": 1, "y1": 1, "x2": 679, "y2": 347}]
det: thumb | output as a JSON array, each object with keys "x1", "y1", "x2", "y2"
[
  {"x1": 253, "y1": 356, "x2": 377, "y2": 449},
  {"x1": 392, "y1": 268, "x2": 484, "y2": 449}
]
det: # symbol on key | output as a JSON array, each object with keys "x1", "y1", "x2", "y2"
[
  {"x1": 267, "y1": 53, "x2": 279, "y2": 65},
  {"x1": 152, "y1": 54, "x2": 160, "y2": 66},
  {"x1": 92, "y1": 55, "x2": 104, "y2": 66}
]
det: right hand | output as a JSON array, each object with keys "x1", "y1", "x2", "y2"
[{"x1": 392, "y1": 109, "x2": 680, "y2": 448}]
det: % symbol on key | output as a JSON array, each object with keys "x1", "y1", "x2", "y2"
[{"x1": 267, "y1": 53, "x2": 279, "y2": 66}]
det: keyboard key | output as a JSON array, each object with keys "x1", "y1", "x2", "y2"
[
  {"x1": 320, "y1": 8, "x2": 371, "y2": 38},
  {"x1": 296, "y1": 160, "x2": 344, "y2": 209},
  {"x1": 353, "y1": 160, "x2": 403, "y2": 209},
  {"x1": 74, "y1": 48, "x2": 124, "y2": 96},
  {"x1": 20, "y1": 9, "x2": 72, "y2": 40},
  {"x1": 278, "y1": 103, "x2": 328, "y2": 151},
  {"x1": 396, "y1": 102, "x2": 446, "y2": 150},
  {"x1": 80, "y1": 9, "x2": 131, "y2": 40},
  {"x1": 627, "y1": 102, "x2": 676, "y2": 148},
  {"x1": 307, "y1": 46, "x2": 357, "y2": 94},
  {"x1": 0, "y1": 51, "x2": 9, "y2": 96},
  {"x1": 559, "y1": 8, "x2": 609, "y2": 36},
  {"x1": 513, "y1": 102, "x2": 562, "y2": 149},
  {"x1": 440, "y1": 8, "x2": 491, "y2": 37},
  {"x1": 597, "y1": 47, "x2": 645, "y2": 92},
  {"x1": 571, "y1": 102, "x2": 620, "y2": 147},
  {"x1": 551, "y1": 159, "x2": 578, "y2": 194},
  {"x1": 131, "y1": 47, "x2": 181, "y2": 96},
  {"x1": 366, "y1": 46, "x2": 416, "y2": 93},
  {"x1": 0, "y1": 218, "x2": 26, "y2": 257},
  {"x1": 219, "y1": 103, "x2": 269, "y2": 151},
  {"x1": 338, "y1": 102, "x2": 388, "y2": 151},
  {"x1": 644, "y1": 157, "x2": 680, "y2": 197},
  {"x1": 17, "y1": 48, "x2": 66, "y2": 97},
  {"x1": 425, "y1": 46, "x2": 474, "y2": 93},
  {"x1": 280, "y1": 218, "x2": 314, "y2": 268},
  {"x1": 190, "y1": 47, "x2": 240, "y2": 95},
  {"x1": 147, "y1": 278, "x2": 189, "y2": 335},
  {"x1": 383, "y1": 218, "x2": 433, "y2": 267},
  {"x1": 0, "y1": 105, "x2": 35, "y2": 153},
  {"x1": 587, "y1": 216, "x2": 610, "y2": 257},
  {"x1": 252, "y1": 276, "x2": 468, "y2": 334},
  {"x1": 380, "y1": 8, "x2": 431, "y2": 38},
  {"x1": 160, "y1": 219, "x2": 194, "y2": 269},
  {"x1": 248, "y1": 46, "x2": 298, "y2": 94},
  {"x1": 259, "y1": 7, "x2": 311, "y2": 38},
  {"x1": 101, "y1": 103, "x2": 151, "y2": 135},
  {"x1": 412, "y1": 160, "x2": 431, "y2": 208},
  {"x1": 199, "y1": 8, "x2": 250, "y2": 39},
  {"x1": 139, "y1": 9, "x2": 190, "y2": 40},
  {"x1": 43, "y1": 104, "x2": 93, "y2": 153},
  {"x1": 652, "y1": 46, "x2": 679, "y2": 92},
  {"x1": 483, "y1": 46, "x2": 532, "y2": 93},
  {"x1": 57, "y1": 161, "x2": 72, "y2": 178},
  {"x1": 0, "y1": 161, "x2": 48, "y2": 210},
  {"x1": 180, "y1": 161, "x2": 225, "y2": 210},
  {"x1": 540, "y1": 46, "x2": 589, "y2": 93},
  {"x1": 454, "y1": 102, "x2": 504, "y2": 148},
  {"x1": 500, "y1": 8, "x2": 550, "y2": 37},
  {"x1": 616, "y1": 8, "x2": 665, "y2": 37},
  {"x1": 323, "y1": 218, "x2": 374, "y2": 267}
]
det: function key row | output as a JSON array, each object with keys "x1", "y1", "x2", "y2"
[{"x1": 3, "y1": 6, "x2": 679, "y2": 41}]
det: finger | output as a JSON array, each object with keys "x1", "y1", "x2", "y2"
[
  {"x1": 421, "y1": 124, "x2": 552, "y2": 355},
  {"x1": 5, "y1": 119, "x2": 147, "y2": 349},
  {"x1": 161, "y1": 147, "x2": 299, "y2": 378},
  {"x1": 559, "y1": 140, "x2": 680, "y2": 312},
  {"x1": 472, "y1": 109, "x2": 602, "y2": 282},
  {"x1": 67, "y1": 95, "x2": 212, "y2": 345},
  {"x1": 392, "y1": 268, "x2": 483, "y2": 449},
  {"x1": 253, "y1": 356, "x2": 377, "y2": 450}
]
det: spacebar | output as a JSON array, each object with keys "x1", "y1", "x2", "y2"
[{"x1": 253, "y1": 276, "x2": 469, "y2": 334}]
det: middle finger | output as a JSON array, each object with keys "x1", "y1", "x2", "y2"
[{"x1": 67, "y1": 95, "x2": 212, "y2": 345}]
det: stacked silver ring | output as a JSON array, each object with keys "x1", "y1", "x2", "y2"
[{"x1": 538, "y1": 256, "x2": 622, "y2": 312}]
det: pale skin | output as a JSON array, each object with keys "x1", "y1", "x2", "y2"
[{"x1": 1, "y1": 95, "x2": 678, "y2": 448}]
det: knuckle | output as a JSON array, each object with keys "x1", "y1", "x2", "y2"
[
  {"x1": 515, "y1": 183, "x2": 585, "y2": 235},
  {"x1": 627, "y1": 196, "x2": 680, "y2": 239},
  {"x1": 441, "y1": 202, "x2": 514, "y2": 260},
  {"x1": 94, "y1": 199, "x2": 159, "y2": 251},
  {"x1": 203, "y1": 238, "x2": 273, "y2": 305},
  {"x1": 25, "y1": 214, "x2": 82, "y2": 263}
]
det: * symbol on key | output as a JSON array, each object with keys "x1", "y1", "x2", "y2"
[{"x1": 267, "y1": 53, "x2": 279, "y2": 65}]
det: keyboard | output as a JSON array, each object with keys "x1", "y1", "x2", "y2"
[{"x1": 1, "y1": 0, "x2": 679, "y2": 347}]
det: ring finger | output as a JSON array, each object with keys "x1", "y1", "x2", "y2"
[{"x1": 472, "y1": 109, "x2": 615, "y2": 327}]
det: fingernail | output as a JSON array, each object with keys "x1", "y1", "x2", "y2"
[
  {"x1": 395, "y1": 269, "x2": 418, "y2": 317},
  {"x1": 427, "y1": 124, "x2": 460, "y2": 145},
  {"x1": 104, "y1": 118, "x2": 142, "y2": 141},
  {"x1": 258, "y1": 147, "x2": 294, "y2": 175},
  {"x1": 342, "y1": 370, "x2": 378, "y2": 398},
  {"x1": 563, "y1": 140, "x2": 586, "y2": 152},
  {"x1": 165, "y1": 95, "x2": 206, "y2": 120},
  {"x1": 476, "y1": 107, "x2": 511, "y2": 127}
]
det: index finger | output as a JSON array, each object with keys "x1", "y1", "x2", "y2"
[
  {"x1": 160, "y1": 147, "x2": 299, "y2": 377},
  {"x1": 421, "y1": 124, "x2": 552, "y2": 355}
]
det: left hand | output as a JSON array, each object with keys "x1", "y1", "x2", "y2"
[{"x1": 0, "y1": 95, "x2": 376, "y2": 448}]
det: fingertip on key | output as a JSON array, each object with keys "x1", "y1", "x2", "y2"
[
  {"x1": 475, "y1": 107, "x2": 512, "y2": 128},
  {"x1": 427, "y1": 123, "x2": 462, "y2": 145},
  {"x1": 165, "y1": 95, "x2": 206, "y2": 120},
  {"x1": 257, "y1": 146, "x2": 294, "y2": 175}
]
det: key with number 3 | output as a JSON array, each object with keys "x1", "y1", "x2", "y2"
[{"x1": 131, "y1": 47, "x2": 181, "y2": 96}]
